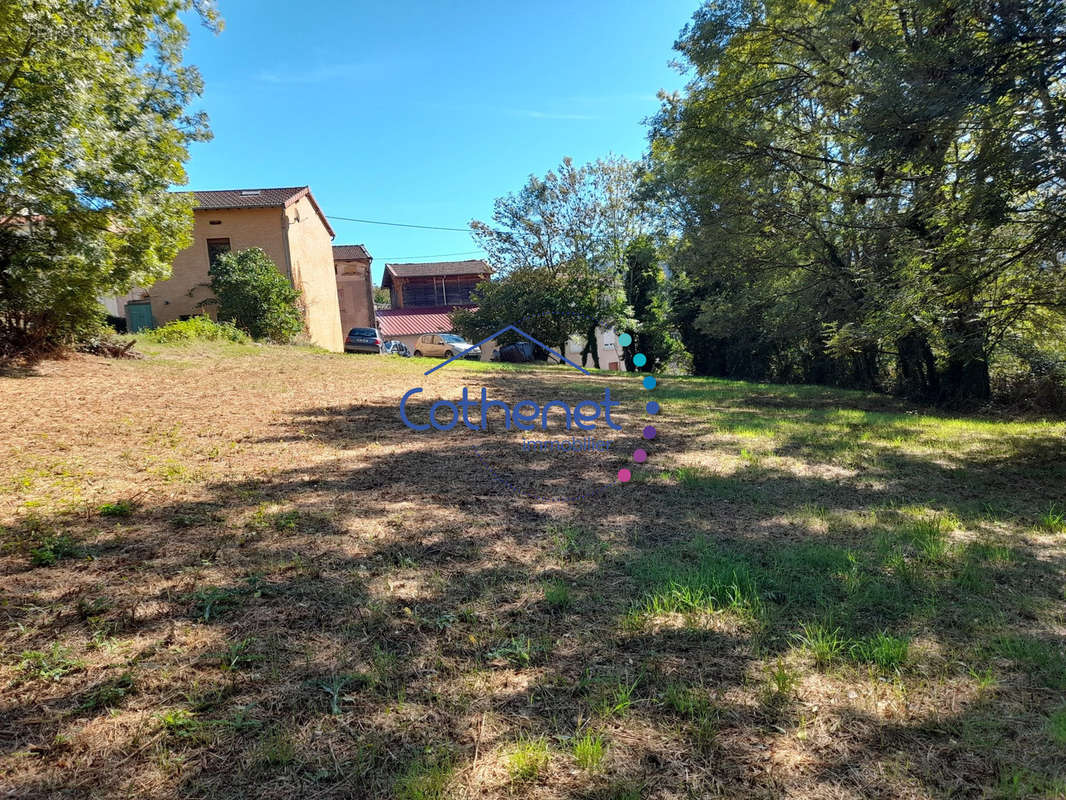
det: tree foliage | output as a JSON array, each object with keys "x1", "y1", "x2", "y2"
[
  {"x1": 648, "y1": 0, "x2": 1066, "y2": 403},
  {"x1": 468, "y1": 156, "x2": 648, "y2": 367},
  {"x1": 207, "y1": 248, "x2": 303, "y2": 344},
  {"x1": 0, "y1": 0, "x2": 220, "y2": 360},
  {"x1": 620, "y1": 236, "x2": 680, "y2": 372}
]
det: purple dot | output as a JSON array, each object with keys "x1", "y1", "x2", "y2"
[
  {"x1": 646, "y1": 401, "x2": 659, "y2": 415},
  {"x1": 643, "y1": 426, "x2": 656, "y2": 440},
  {"x1": 633, "y1": 449, "x2": 647, "y2": 463},
  {"x1": 617, "y1": 468, "x2": 631, "y2": 483}
]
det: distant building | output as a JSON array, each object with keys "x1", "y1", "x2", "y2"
[
  {"x1": 333, "y1": 244, "x2": 375, "y2": 334},
  {"x1": 116, "y1": 186, "x2": 344, "y2": 352},
  {"x1": 375, "y1": 259, "x2": 492, "y2": 353}
]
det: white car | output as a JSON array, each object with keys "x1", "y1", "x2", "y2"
[{"x1": 412, "y1": 333, "x2": 481, "y2": 359}]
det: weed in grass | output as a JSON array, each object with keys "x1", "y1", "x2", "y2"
[
  {"x1": 394, "y1": 751, "x2": 454, "y2": 800},
  {"x1": 907, "y1": 517, "x2": 951, "y2": 562},
  {"x1": 589, "y1": 675, "x2": 639, "y2": 718},
  {"x1": 486, "y1": 636, "x2": 537, "y2": 667},
  {"x1": 630, "y1": 550, "x2": 763, "y2": 620},
  {"x1": 79, "y1": 671, "x2": 134, "y2": 712},
  {"x1": 29, "y1": 533, "x2": 79, "y2": 566},
  {"x1": 1046, "y1": 706, "x2": 1066, "y2": 745},
  {"x1": 316, "y1": 674, "x2": 355, "y2": 715},
  {"x1": 191, "y1": 586, "x2": 243, "y2": 622},
  {"x1": 18, "y1": 643, "x2": 83, "y2": 681},
  {"x1": 1038, "y1": 504, "x2": 1066, "y2": 533},
  {"x1": 98, "y1": 500, "x2": 133, "y2": 517},
  {"x1": 662, "y1": 683, "x2": 712, "y2": 719},
  {"x1": 795, "y1": 622, "x2": 846, "y2": 668},
  {"x1": 258, "y1": 727, "x2": 297, "y2": 766},
  {"x1": 992, "y1": 635, "x2": 1066, "y2": 688},
  {"x1": 572, "y1": 732, "x2": 606, "y2": 771},
  {"x1": 157, "y1": 709, "x2": 205, "y2": 739},
  {"x1": 765, "y1": 659, "x2": 799, "y2": 699},
  {"x1": 507, "y1": 737, "x2": 549, "y2": 784},
  {"x1": 550, "y1": 523, "x2": 605, "y2": 561},
  {"x1": 969, "y1": 666, "x2": 999, "y2": 691},
  {"x1": 851, "y1": 632, "x2": 909, "y2": 672},
  {"x1": 216, "y1": 638, "x2": 261, "y2": 672},
  {"x1": 543, "y1": 580, "x2": 572, "y2": 612}
]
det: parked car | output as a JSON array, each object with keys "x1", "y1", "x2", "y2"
[
  {"x1": 344, "y1": 327, "x2": 382, "y2": 354},
  {"x1": 382, "y1": 340, "x2": 411, "y2": 357},
  {"x1": 412, "y1": 332, "x2": 481, "y2": 359},
  {"x1": 492, "y1": 341, "x2": 535, "y2": 363}
]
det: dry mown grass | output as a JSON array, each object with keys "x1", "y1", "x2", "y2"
[{"x1": 1, "y1": 341, "x2": 1065, "y2": 799}]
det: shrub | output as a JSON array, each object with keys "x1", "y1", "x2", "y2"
[
  {"x1": 207, "y1": 248, "x2": 303, "y2": 343},
  {"x1": 141, "y1": 315, "x2": 249, "y2": 344}
]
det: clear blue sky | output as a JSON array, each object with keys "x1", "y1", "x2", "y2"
[{"x1": 182, "y1": 0, "x2": 698, "y2": 285}]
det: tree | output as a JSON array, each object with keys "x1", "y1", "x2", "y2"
[
  {"x1": 207, "y1": 248, "x2": 303, "y2": 343},
  {"x1": 0, "y1": 1, "x2": 221, "y2": 360},
  {"x1": 450, "y1": 268, "x2": 601, "y2": 357},
  {"x1": 648, "y1": 0, "x2": 1066, "y2": 403},
  {"x1": 469, "y1": 156, "x2": 646, "y2": 368},
  {"x1": 619, "y1": 236, "x2": 679, "y2": 372}
]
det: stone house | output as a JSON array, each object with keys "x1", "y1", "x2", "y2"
[{"x1": 119, "y1": 186, "x2": 344, "y2": 352}]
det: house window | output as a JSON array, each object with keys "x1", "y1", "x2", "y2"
[{"x1": 207, "y1": 237, "x2": 231, "y2": 266}]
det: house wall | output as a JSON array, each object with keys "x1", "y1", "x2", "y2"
[
  {"x1": 145, "y1": 207, "x2": 286, "y2": 326},
  {"x1": 564, "y1": 327, "x2": 627, "y2": 371},
  {"x1": 335, "y1": 258, "x2": 375, "y2": 334},
  {"x1": 284, "y1": 196, "x2": 343, "y2": 352},
  {"x1": 140, "y1": 201, "x2": 343, "y2": 352}
]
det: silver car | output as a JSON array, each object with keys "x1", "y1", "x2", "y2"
[{"x1": 412, "y1": 332, "x2": 481, "y2": 360}]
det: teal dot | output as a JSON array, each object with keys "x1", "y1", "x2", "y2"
[
  {"x1": 633, "y1": 353, "x2": 647, "y2": 368},
  {"x1": 617, "y1": 332, "x2": 632, "y2": 347},
  {"x1": 642, "y1": 375, "x2": 656, "y2": 390}
]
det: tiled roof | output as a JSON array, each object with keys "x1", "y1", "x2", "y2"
[
  {"x1": 376, "y1": 306, "x2": 465, "y2": 337},
  {"x1": 187, "y1": 186, "x2": 335, "y2": 238},
  {"x1": 333, "y1": 244, "x2": 371, "y2": 261},
  {"x1": 382, "y1": 259, "x2": 491, "y2": 289}
]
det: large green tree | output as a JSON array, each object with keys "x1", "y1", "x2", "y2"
[
  {"x1": 469, "y1": 156, "x2": 648, "y2": 368},
  {"x1": 649, "y1": 0, "x2": 1066, "y2": 402},
  {"x1": 207, "y1": 248, "x2": 303, "y2": 343},
  {"x1": 0, "y1": 0, "x2": 220, "y2": 359}
]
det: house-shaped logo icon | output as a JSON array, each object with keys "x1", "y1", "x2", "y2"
[{"x1": 423, "y1": 325, "x2": 591, "y2": 377}]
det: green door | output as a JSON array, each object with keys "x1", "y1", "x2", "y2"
[{"x1": 125, "y1": 301, "x2": 155, "y2": 333}]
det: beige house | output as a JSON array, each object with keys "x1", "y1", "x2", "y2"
[
  {"x1": 333, "y1": 244, "x2": 375, "y2": 334},
  {"x1": 120, "y1": 186, "x2": 343, "y2": 352}
]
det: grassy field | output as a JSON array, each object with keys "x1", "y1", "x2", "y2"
[{"x1": 2, "y1": 341, "x2": 1065, "y2": 799}]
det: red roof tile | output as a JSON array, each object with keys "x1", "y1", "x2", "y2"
[{"x1": 376, "y1": 306, "x2": 466, "y2": 337}]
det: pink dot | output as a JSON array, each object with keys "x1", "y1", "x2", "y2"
[
  {"x1": 633, "y1": 449, "x2": 647, "y2": 463},
  {"x1": 617, "y1": 468, "x2": 631, "y2": 483}
]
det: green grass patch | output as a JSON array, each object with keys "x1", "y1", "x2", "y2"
[
  {"x1": 571, "y1": 732, "x2": 606, "y2": 771},
  {"x1": 507, "y1": 736, "x2": 549, "y2": 783}
]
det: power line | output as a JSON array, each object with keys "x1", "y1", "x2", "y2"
[
  {"x1": 327, "y1": 214, "x2": 471, "y2": 232},
  {"x1": 378, "y1": 249, "x2": 485, "y2": 261}
]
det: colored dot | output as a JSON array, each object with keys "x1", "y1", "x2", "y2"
[
  {"x1": 633, "y1": 448, "x2": 647, "y2": 463},
  {"x1": 618, "y1": 332, "x2": 632, "y2": 347},
  {"x1": 643, "y1": 425, "x2": 657, "y2": 440},
  {"x1": 617, "y1": 468, "x2": 631, "y2": 483},
  {"x1": 646, "y1": 401, "x2": 659, "y2": 415},
  {"x1": 642, "y1": 375, "x2": 656, "y2": 390},
  {"x1": 633, "y1": 353, "x2": 647, "y2": 368}
]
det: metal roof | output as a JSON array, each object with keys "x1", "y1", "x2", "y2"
[{"x1": 376, "y1": 306, "x2": 463, "y2": 337}]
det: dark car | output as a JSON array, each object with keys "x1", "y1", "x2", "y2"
[
  {"x1": 344, "y1": 327, "x2": 382, "y2": 354},
  {"x1": 382, "y1": 340, "x2": 411, "y2": 357},
  {"x1": 493, "y1": 341, "x2": 535, "y2": 363}
]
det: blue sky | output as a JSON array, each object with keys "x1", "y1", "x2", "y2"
[{"x1": 182, "y1": 0, "x2": 698, "y2": 285}]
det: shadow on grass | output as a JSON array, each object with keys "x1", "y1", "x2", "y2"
[{"x1": 2, "y1": 369, "x2": 1065, "y2": 798}]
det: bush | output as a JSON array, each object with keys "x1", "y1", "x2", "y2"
[
  {"x1": 141, "y1": 316, "x2": 250, "y2": 344},
  {"x1": 207, "y1": 248, "x2": 303, "y2": 343}
]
